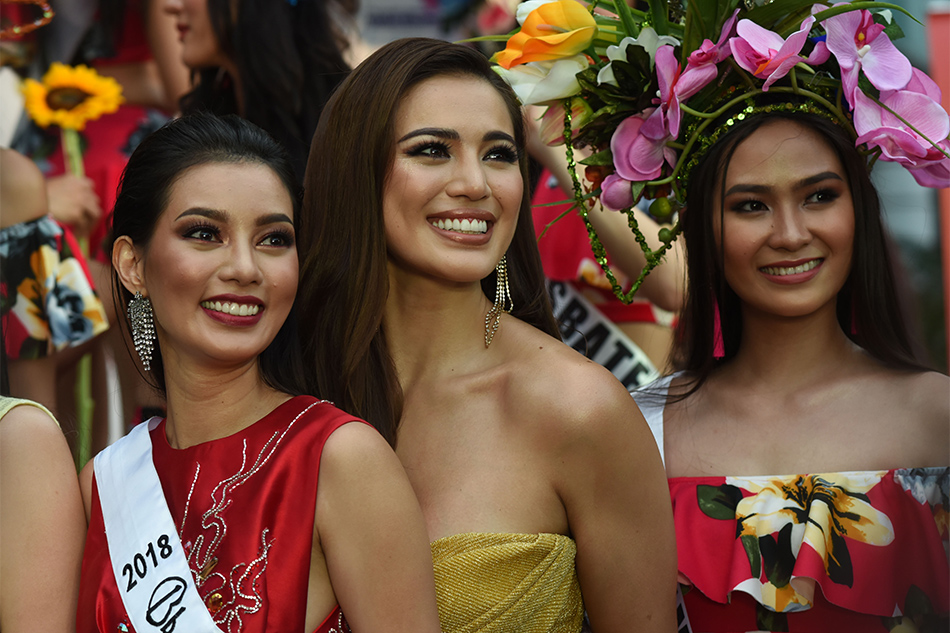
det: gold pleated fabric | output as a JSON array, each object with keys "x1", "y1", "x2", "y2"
[{"x1": 431, "y1": 532, "x2": 584, "y2": 633}]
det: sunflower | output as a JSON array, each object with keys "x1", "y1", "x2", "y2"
[{"x1": 22, "y1": 62, "x2": 123, "y2": 131}]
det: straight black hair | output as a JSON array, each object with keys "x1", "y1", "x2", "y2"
[
  {"x1": 111, "y1": 112, "x2": 305, "y2": 397},
  {"x1": 672, "y1": 112, "x2": 928, "y2": 396}
]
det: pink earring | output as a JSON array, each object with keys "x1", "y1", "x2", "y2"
[{"x1": 713, "y1": 296, "x2": 725, "y2": 359}]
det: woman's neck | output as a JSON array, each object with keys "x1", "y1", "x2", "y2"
[
  {"x1": 725, "y1": 300, "x2": 865, "y2": 390},
  {"x1": 160, "y1": 353, "x2": 288, "y2": 449},
  {"x1": 383, "y1": 270, "x2": 497, "y2": 392}
]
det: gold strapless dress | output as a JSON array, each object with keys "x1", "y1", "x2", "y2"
[{"x1": 431, "y1": 532, "x2": 583, "y2": 633}]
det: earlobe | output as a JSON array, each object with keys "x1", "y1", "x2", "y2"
[{"x1": 112, "y1": 235, "x2": 146, "y2": 295}]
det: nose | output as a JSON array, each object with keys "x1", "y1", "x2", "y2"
[
  {"x1": 768, "y1": 206, "x2": 811, "y2": 252},
  {"x1": 222, "y1": 242, "x2": 263, "y2": 285},
  {"x1": 164, "y1": 0, "x2": 181, "y2": 16},
  {"x1": 445, "y1": 154, "x2": 491, "y2": 201}
]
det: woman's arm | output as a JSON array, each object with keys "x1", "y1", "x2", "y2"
[
  {"x1": 525, "y1": 113, "x2": 686, "y2": 313},
  {"x1": 315, "y1": 422, "x2": 442, "y2": 632},
  {"x1": 585, "y1": 203, "x2": 685, "y2": 313},
  {"x1": 0, "y1": 404, "x2": 86, "y2": 632},
  {"x1": 550, "y1": 364, "x2": 678, "y2": 632},
  {"x1": 0, "y1": 148, "x2": 47, "y2": 229}
]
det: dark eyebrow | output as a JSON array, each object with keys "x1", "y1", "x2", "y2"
[
  {"x1": 397, "y1": 128, "x2": 516, "y2": 145},
  {"x1": 724, "y1": 171, "x2": 844, "y2": 197},
  {"x1": 174, "y1": 208, "x2": 293, "y2": 226},
  {"x1": 398, "y1": 127, "x2": 459, "y2": 143},
  {"x1": 175, "y1": 208, "x2": 227, "y2": 222},
  {"x1": 484, "y1": 131, "x2": 516, "y2": 144},
  {"x1": 796, "y1": 171, "x2": 843, "y2": 189},
  {"x1": 257, "y1": 213, "x2": 293, "y2": 226}
]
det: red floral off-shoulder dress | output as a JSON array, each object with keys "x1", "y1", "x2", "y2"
[{"x1": 635, "y1": 375, "x2": 949, "y2": 633}]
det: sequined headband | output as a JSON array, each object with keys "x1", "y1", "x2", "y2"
[{"x1": 677, "y1": 88, "x2": 851, "y2": 192}]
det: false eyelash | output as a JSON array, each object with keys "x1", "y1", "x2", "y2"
[
  {"x1": 486, "y1": 144, "x2": 519, "y2": 163},
  {"x1": 806, "y1": 188, "x2": 841, "y2": 204},
  {"x1": 405, "y1": 140, "x2": 451, "y2": 158},
  {"x1": 730, "y1": 198, "x2": 767, "y2": 213},
  {"x1": 181, "y1": 221, "x2": 220, "y2": 241},
  {"x1": 259, "y1": 229, "x2": 295, "y2": 247}
]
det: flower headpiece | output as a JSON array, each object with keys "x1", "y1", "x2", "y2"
[{"x1": 490, "y1": 0, "x2": 950, "y2": 302}]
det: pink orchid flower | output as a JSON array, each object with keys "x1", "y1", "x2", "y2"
[
  {"x1": 687, "y1": 8, "x2": 739, "y2": 67},
  {"x1": 655, "y1": 45, "x2": 719, "y2": 137},
  {"x1": 600, "y1": 173, "x2": 636, "y2": 211},
  {"x1": 821, "y1": 5, "x2": 911, "y2": 105},
  {"x1": 853, "y1": 89, "x2": 950, "y2": 188},
  {"x1": 905, "y1": 140, "x2": 950, "y2": 188},
  {"x1": 610, "y1": 107, "x2": 677, "y2": 184},
  {"x1": 730, "y1": 16, "x2": 829, "y2": 91},
  {"x1": 886, "y1": 67, "x2": 942, "y2": 103}
]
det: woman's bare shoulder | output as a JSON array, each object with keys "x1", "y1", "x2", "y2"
[
  {"x1": 0, "y1": 400, "x2": 83, "y2": 518},
  {"x1": 0, "y1": 401, "x2": 64, "y2": 450},
  {"x1": 850, "y1": 367, "x2": 949, "y2": 466},
  {"x1": 861, "y1": 367, "x2": 948, "y2": 421},
  {"x1": 895, "y1": 369, "x2": 950, "y2": 427},
  {"x1": 503, "y1": 322, "x2": 648, "y2": 444}
]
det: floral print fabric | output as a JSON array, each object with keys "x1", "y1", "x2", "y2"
[
  {"x1": 671, "y1": 468, "x2": 949, "y2": 632},
  {"x1": 1, "y1": 216, "x2": 108, "y2": 359}
]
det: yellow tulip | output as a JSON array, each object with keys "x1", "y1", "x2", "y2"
[{"x1": 493, "y1": 0, "x2": 597, "y2": 69}]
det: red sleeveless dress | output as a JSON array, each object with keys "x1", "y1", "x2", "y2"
[{"x1": 77, "y1": 396, "x2": 358, "y2": 632}]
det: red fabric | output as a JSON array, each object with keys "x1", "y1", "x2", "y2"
[
  {"x1": 40, "y1": 104, "x2": 160, "y2": 263},
  {"x1": 681, "y1": 587, "x2": 902, "y2": 632},
  {"x1": 93, "y1": 5, "x2": 152, "y2": 67},
  {"x1": 669, "y1": 470, "x2": 950, "y2": 632},
  {"x1": 77, "y1": 397, "x2": 360, "y2": 632},
  {"x1": 531, "y1": 169, "x2": 666, "y2": 324}
]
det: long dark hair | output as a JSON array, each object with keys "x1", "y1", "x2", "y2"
[
  {"x1": 673, "y1": 112, "x2": 928, "y2": 395},
  {"x1": 111, "y1": 112, "x2": 305, "y2": 397},
  {"x1": 298, "y1": 37, "x2": 559, "y2": 445},
  {"x1": 179, "y1": 0, "x2": 351, "y2": 180}
]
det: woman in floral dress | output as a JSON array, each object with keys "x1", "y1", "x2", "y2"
[{"x1": 634, "y1": 111, "x2": 949, "y2": 632}]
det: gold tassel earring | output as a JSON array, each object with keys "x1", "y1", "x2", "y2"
[{"x1": 485, "y1": 255, "x2": 513, "y2": 348}]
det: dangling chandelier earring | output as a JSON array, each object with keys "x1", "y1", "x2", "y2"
[
  {"x1": 485, "y1": 255, "x2": 513, "y2": 348},
  {"x1": 128, "y1": 291, "x2": 156, "y2": 371}
]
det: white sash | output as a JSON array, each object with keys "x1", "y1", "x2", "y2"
[
  {"x1": 94, "y1": 418, "x2": 221, "y2": 633},
  {"x1": 546, "y1": 279, "x2": 659, "y2": 389}
]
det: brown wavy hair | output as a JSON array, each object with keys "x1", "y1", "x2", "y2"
[{"x1": 297, "y1": 38, "x2": 559, "y2": 445}]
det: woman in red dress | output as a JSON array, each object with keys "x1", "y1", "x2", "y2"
[
  {"x1": 635, "y1": 111, "x2": 949, "y2": 632},
  {"x1": 77, "y1": 113, "x2": 442, "y2": 633}
]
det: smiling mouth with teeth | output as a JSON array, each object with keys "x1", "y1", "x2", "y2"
[
  {"x1": 201, "y1": 300, "x2": 261, "y2": 316},
  {"x1": 430, "y1": 218, "x2": 489, "y2": 234},
  {"x1": 760, "y1": 259, "x2": 822, "y2": 276}
]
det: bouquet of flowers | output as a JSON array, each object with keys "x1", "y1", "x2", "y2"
[{"x1": 490, "y1": 0, "x2": 950, "y2": 301}]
